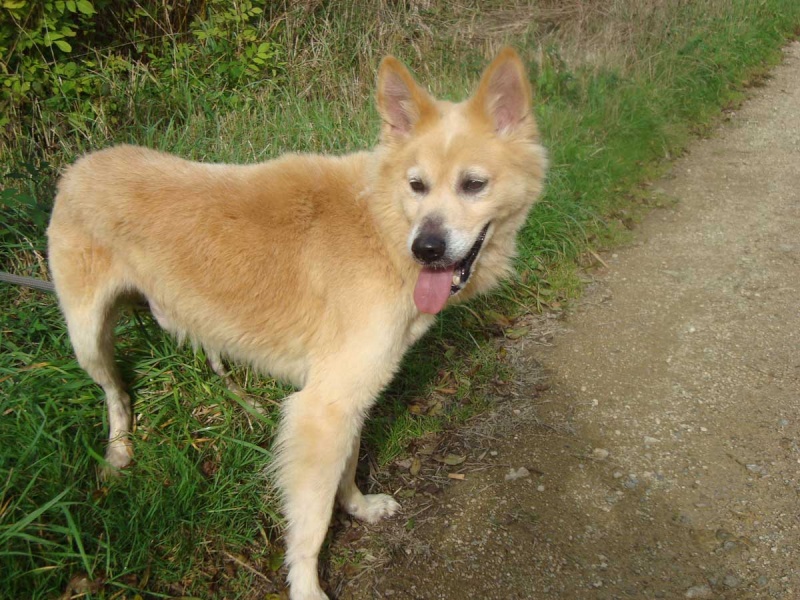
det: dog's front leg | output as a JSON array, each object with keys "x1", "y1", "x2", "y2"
[
  {"x1": 275, "y1": 386, "x2": 368, "y2": 600},
  {"x1": 337, "y1": 432, "x2": 400, "y2": 523}
]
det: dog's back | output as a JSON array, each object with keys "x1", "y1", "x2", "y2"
[{"x1": 48, "y1": 146, "x2": 393, "y2": 379}]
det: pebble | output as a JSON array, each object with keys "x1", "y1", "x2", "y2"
[
  {"x1": 593, "y1": 448, "x2": 610, "y2": 460},
  {"x1": 624, "y1": 475, "x2": 640, "y2": 489},
  {"x1": 644, "y1": 436, "x2": 660, "y2": 445},
  {"x1": 724, "y1": 574, "x2": 741, "y2": 588},
  {"x1": 685, "y1": 584, "x2": 713, "y2": 598},
  {"x1": 505, "y1": 467, "x2": 531, "y2": 481},
  {"x1": 715, "y1": 529, "x2": 733, "y2": 541},
  {"x1": 746, "y1": 463, "x2": 768, "y2": 476}
]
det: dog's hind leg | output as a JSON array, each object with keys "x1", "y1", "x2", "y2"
[
  {"x1": 205, "y1": 350, "x2": 267, "y2": 414},
  {"x1": 49, "y1": 235, "x2": 132, "y2": 478},
  {"x1": 206, "y1": 351, "x2": 237, "y2": 389},
  {"x1": 337, "y1": 433, "x2": 399, "y2": 524},
  {"x1": 149, "y1": 298, "x2": 262, "y2": 415}
]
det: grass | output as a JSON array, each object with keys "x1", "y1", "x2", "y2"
[{"x1": 2, "y1": 0, "x2": 800, "y2": 597}]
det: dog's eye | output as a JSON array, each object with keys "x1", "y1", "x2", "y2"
[
  {"x1": 409, "y1": 178, "x2": 428, "y2": 194},
  {"x1": 461, "y1": 178, "x2": 487, "y2": 194}
]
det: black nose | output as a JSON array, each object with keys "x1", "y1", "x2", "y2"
[{"x1": 412, "y1": 232, "x2": 447, "y2": 264}]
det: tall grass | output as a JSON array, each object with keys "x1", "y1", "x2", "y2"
[{"x1": 2, "y1": 1, "x2": 799, "y2": 597}]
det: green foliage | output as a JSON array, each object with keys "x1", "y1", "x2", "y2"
[
  {"x1": 193, "y1": 0, "x2": 280, "y2": 79},
  {"x1": 1, "y1": 160, "x2": 54, "y2": 249},
  {"x1": 146, "y1": 0, "x2": 282, "y2": 91},
  {"x1": 0, "y1": 0, "x2": 99, "y2": 123},
  {"x1": 0, "y1": 0, "x2": 284, "y2": 152}
]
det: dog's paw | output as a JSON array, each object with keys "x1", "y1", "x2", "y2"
[
  {"x1": 290, "y1": 587, "x2": 329, "y2": 600},
  {"x1": 99, "y1": 441, "x2": 133, "y2": 480},
  {"x1": 287, "y1": 560, "x2": 329, "y2": 600},
  {"x1": 349, "y1": 493, "x2": 400, "y2": 524}
]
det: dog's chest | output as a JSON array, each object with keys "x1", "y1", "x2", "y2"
[{"x1": 406, "y1": 313, "x2": 436, "y2": 347}]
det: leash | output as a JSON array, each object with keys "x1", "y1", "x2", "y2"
[
  {"x1": 0, "y1": 271, "x2": 55, "y2": 293},
  {"x1": 0, "y1": 271, "x2": 153, "y2": 312}
]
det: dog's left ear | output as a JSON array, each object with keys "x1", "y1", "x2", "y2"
[{"x1": 469, "y1": 47, "x2": 535, "y2": 137}]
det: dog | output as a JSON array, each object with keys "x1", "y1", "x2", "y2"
[{"x1": 46, "y1": 47, "x2": 546, "y2": 599}]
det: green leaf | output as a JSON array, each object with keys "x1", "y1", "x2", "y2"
[
  {"x1": 504, "y1": 326, "x2": 530, "y2": 340},
  {"x1": 441, "y1": 454, "x2": 466, "y2": 466},
  {"x1": 75, "y1": 0, "x2": 94, "y2": 15},
  {"x1": 54, "y1": 40, "x2": 72, "y2": 52}
]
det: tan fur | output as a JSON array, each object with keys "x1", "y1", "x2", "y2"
[{"x1": 47, "y1": 48, "x2": 546, "y2": 599}]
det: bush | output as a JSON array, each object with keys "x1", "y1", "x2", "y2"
[{"x1": 0, "y1": 0, "x2": 284, "y2": 156}]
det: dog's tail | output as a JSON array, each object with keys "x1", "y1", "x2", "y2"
[{"x1": 0, "y1": 271, "x2": 55, "y2": 293}]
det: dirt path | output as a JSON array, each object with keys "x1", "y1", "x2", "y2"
[{"x1": 333, "y1": 42, "x2": 800, "y2": 600}]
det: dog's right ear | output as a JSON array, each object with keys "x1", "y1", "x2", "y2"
[{"x1": 377, "y1": 56, "x2": 437, "y2": 143}]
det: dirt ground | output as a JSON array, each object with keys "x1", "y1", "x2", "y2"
[{"x1": 329, "y1": 41, "x2": 800, "y2": 600}]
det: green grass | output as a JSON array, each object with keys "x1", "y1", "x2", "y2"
[
  {"x1": 1, "y1": 291, "x2": 282, "y2": 598},
  {"x1": 2, "y1": 1, "x2": 800, "y2": 597}
]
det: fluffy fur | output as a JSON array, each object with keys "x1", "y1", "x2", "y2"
[{"x1": 47, "y1": 48, "x2": 546, "y2": 599}]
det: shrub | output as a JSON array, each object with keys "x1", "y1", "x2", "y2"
[{"x1": 0, "y1": 0, "x2": 283, "y2": 157}]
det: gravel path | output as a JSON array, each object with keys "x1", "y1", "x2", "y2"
[{"x1": 335, "y1": 41, "x2": 800, "y2": 600}]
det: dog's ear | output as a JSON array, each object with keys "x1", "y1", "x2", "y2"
[
  {"x1": 377, "y1": 56, "x2": 437, "y2": 143},
  {"x1": 469, "y1": 47, "x2": 535, "y2": 137}
]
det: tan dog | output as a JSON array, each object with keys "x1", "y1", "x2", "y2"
[{"x1": 47, "y1": 48, "x2": 546, "y2": 599}]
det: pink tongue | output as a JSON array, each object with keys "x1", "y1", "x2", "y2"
[{"x1": 414, "y1": 266, "x2": 455, "y2": 314}]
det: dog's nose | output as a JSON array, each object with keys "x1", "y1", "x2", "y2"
[{"x1": 412, "y1": 232, "x2": 446, "y2": 264}]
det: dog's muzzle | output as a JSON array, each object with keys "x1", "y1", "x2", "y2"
[
  {"x1": 412, "y1": 222, "x2": 490, "y2": 314},
  {"x1": 449, "y1": 222, "x2": 489, "y2": 294}
]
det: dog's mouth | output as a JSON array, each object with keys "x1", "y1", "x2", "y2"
[{"x1": 413, "y1": 222, "x2": 490, "y2": 315}]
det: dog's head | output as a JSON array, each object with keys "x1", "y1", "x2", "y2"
[{"x1": 375, "y1": 48, "x2": 547, "y2": 314}]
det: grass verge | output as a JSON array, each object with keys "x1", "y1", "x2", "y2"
[{"x1": 2, "y1": 1, "x2": 799, "y2": 597}]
